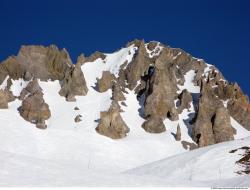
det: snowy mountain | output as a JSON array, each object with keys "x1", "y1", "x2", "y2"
[{"x1": 0, "y1": 40, "x2": 249, "y2": 187}]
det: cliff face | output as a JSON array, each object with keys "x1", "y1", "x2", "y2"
[{"x1": 0, "y1": 40, "x2": 249, "y2": 148}]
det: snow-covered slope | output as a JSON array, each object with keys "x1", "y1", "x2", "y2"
[{"x1": 0, "y1": 42, "x2": 250, "y2": 187}]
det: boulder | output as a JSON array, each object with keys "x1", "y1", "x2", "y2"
[
  {"x1": 142, "y1": 116, "x2": 166, "y2": 133},
  {"x1": 17, "y1": 45, "x2": 73, "y2": 81},
  {"x1": 74, "y1": 115, "x2": 82, "y2": 123},
  {"x1": 192, "y1": 81, "x2": 234, "y2": 147},
  {"x1": 59, "y1": 61, "x2": 88, "y2": 100},
  {"x1": 96, "y1": 101, "x2": 129, "y2": 139},
  {"x1": 19, "y1": 80, "x2": 51, "y2": 129}
]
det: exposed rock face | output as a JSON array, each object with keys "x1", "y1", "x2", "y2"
[
  {"x1": 96, "y1": 71, "x2": 115, "y2": 92},
  {"x1": 143, "y1": 49, "x2": 179, "y2": 122},
  {"x1": 96, "y1": 101, "x2": 129, "y2": 139},
  {"x1": 17, "y1": 45, "x2": 73, "y2": 81},
  {"x1": 0, "y1": 44, "x2": 89, "y2": 103},
  {"x1": 213, "y1": 107, "x2": 234, "y2": 143},
  {"x1": 59, "y1": 61, "x2": 88, "y2": 101},
  {"x1": 142, "y1": 116, "x2": 166, "y2": 133},
  {"x1": 19, "y1": 79, "x2": 51, "y2": 129},
  {"x1": 125, "y1": 40, "x2": 151, "y2": 90},
  {"x1": 0, "y1": 90, "x2": 8, "y2": 109},
  {"x1": 192, "y1": 81, "x2": 234, "y2": 147},
  {"x1": 0, "y1": 40, "x2": 250, "y2": 145}
]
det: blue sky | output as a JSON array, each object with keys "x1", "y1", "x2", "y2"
[{"x1": 0, "y1": 0, "x2": 249, "y2": 95}]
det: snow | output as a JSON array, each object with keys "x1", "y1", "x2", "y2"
[
  {"x1": 10, "y1": 78, "x2": 29, "y2": 96},
  {"x1": 126, "y1": 137, "x2": 250, "y2": 187},
  {"x1": 231, "y1": 117, "x2": 250, "y2": 139},
  {"x1": 104, "y1": 44, "x2": 137, "y2": 76},
  {"x1": 0, "y1": 45, "x2": 249, "y2": 187},
  {"x1": 177, "y1": 70, "x2": 200, "y2": 94},
  {"x1": 0, "y1": 76, "x2": 9, "y2": 90}
]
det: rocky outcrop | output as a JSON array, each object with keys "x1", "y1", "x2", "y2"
[
  {"x1": 17, "y1": 45, "x2": 73, "y2": 81},
  {"x1": 19, "y1": 79, "x2": 51, "y2": 129},
  {"x1": 125, "y1": 40, "x2": 151, "y2": 90},
  {"x1": 143, "y1": 49, "x2": 179, "y2": 122},
  {"x1": 96, "y1": 101, "x2": 129, "y2": 139},
  {"x1": 213, "y1": 107, "x2": 234, "y2": 143},
  {"x1": 96, "y1": 71, "x2": 115, "y2": 92},
  {"x1": 192, "y1": 81, "x2": 234, "y2": 147},
  {"x1": 59, "y1": 61, "x2": 88, "y2": 101},
  {"x1": 0, "y1": 56, "x2": 23, "y2": 84}
]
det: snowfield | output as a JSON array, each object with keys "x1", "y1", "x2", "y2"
[{"x1": 0, "y1": 45, "x2": 250, "y2": 187}]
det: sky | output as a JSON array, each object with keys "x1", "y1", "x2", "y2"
[{"x1": 0, "y1": 0, "x2": 249, "y2": 95}]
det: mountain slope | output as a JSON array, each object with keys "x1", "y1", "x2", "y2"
[{"x1": 0, "y1": 40, "x2": 250, "y2": 187}]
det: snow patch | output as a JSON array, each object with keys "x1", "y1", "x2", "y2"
[{"x1": 177, "y1": 70, "x2": 200, "y2": 94}]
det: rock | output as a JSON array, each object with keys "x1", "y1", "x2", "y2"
[
  {"x1": 0, "y1": 90, "x2": 8, "y2": 109},
  {"x1": 19, "y1": 78, "x2": 42, "y2": 100},
  {"x1": 0, "y1": 56, "x2": 24, "y2": 84},
  {"x1": 178, "y1": 89, "x2": 192, "y2": 113},
  {"x1": 213, "y1": 107, "x2": 234, "y2": 143},
  {"x1": 66, "y1": 94, "x2": 76, "y2": 102},
  {"x1": 175, "y1": 124, "x2": 181, "y2": 141},
  {"x1": 86, "y1": 51, "x2": 106, "y2": 62},
  {"x1": 181, "y1": 141, "x2": 198, "y2": 150},
  {"x1": 96, "y1": 71, "x2": 115, "y2": 92},
  {"x1": 76, "y1": 54, "x2": 86, "y2": 65},
  {"x1": 36, "y1": 120, "x2": 47, "y2": 129},
  {"x1": 143, "y1": 49, "x2": 179, "y2": 121},
  {"x1": 59, "y1": 61, "x2": 88, "y2": 100},
  {"x1": 19, "y1": 80, "x2": 51, "y2": 128},
  {"x1": 147, "y1": 41, "x2": 158, "y2": 51},
  {"x1": 142, "y1": 116, "x2": 166, "y2": 133},
  {"x1": 121, "y1": 102, "x2": 127, "y2": 107},
  {"x1": 74, "y1": 115, "x2": 82, "y2": 123},
  {"x1": 192, "y1": 81, "x2": 234, "y2": 147},
  {"x1": 125, "y1": 40, "x2": 151, "y2": 90},
  {"x1": 74, "y1": 106, "x2": 80, "y2": 110},
  {"x1": 96, "y1": 101, "x2": 129, "y2": 139},
  {"x1": 17, "y1": 45, "x2": 73, "y2": 81}
]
